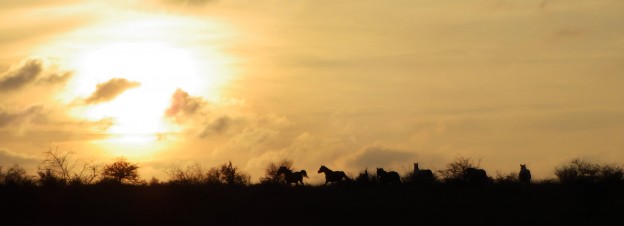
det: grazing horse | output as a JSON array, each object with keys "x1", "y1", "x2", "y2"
[
  {"x1": 318, "y1": 165, "x2": 351, "y2": 185},
  {"x1": 276, "y1": 166, "x2": 308, "y2": 186},
  {"x1": 519, "y1": 164, "x2": 531, "y2": 184},
  {"x1": 413, "y1": 163, "x2": 434, "y2": 184},
  {"x1": 464, "y1": 167, "x2": 489, "y2": 184},
  {"x1": 376, "y1": 168, "x2": 401, "y2": 186}
]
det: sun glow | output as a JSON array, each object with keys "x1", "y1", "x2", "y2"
[
  {"x1": 65, "y1": 40, "x2": 214, "y2": 156},
  {"x1": 31, "y1": 14, "x2": 236, "y2": 157},
  {"x1": 70, "y1": 41, "x2": 200, "y2": 136}
]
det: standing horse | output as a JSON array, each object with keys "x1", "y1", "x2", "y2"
[
  {"x1": 519, "y1": 164, "x2": 531, "y2": 184},
  {"x1": 464, "y1": 167, "x2": 489, "y2": 184},
  {"x1": 276, "y1": 166, "x2": 308, "y2": 186},
  {"x1": 318, "y1": 165, "x2": 351, "y2": 185},
  {"x1": 413, "y1": 163, "x2": 434, "y2": 184},
  {"x1": 376, "y1": 168, "x2": 401, "y2": 186}
]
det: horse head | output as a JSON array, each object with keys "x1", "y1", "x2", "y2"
[
  {"x1": 318, "y1": 165, "x2": 327, "y2": 174},
  {"x1": 414, "y1": 163, "x2": 420, "y2": 171},
  {"x1": 520, "y1": 164, "x2": 527, "y2": 170},
  {"x1": 376, "y1": 168, "x2": 385, "y2": 175},
  {"x1": 301, "y1": 170, "x2": 309, "y2": 178}
]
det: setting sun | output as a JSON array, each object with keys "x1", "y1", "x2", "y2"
[
  {"x1": 74, "y1": 41, "x2": 198, "y2": 134},
  {"x1": 35, "y1": 15, "x2": 237, "y2": 156}
]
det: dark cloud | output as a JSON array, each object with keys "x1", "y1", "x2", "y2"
[
  {"x1": 200, "y1": 116, "x2": 231, "y2": 137},
  {"x1": 84, "y1": 78, "x2": 140, "y2": 104},
  {"x1": 165, "y1": 88, "x2": 207, "y2": 120},
  {"x1": 0, "y1": 58, "x2": 74, "y2": 93},
  {"x1": 345, "y1": 145, "x2": 417, "y2": 171},
  {"x1": 0, "y1": 105, "x2": 44, "y2": 128},
  {"x1": 0, "y1": 58, "x2": 44, "y2": 92}
]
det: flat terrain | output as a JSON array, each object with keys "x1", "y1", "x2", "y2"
[{"x1": 1, "y1": 183, "x2": 622, "y2": 226}]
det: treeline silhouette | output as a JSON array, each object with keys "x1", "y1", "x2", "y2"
[
  {"x1": 4, "y1": 148, "x2": 624, "y2": 187},
  {"x1": 1, "y1": 148, "x2": 623, "y2": 225}
]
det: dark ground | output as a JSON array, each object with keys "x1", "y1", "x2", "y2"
[{"x1": 1, "y1": 183, "x2": 622, "y2": 226}]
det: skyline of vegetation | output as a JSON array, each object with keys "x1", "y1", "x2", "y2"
[{"x1": 2, "y1": 147, "x2": 623, "y2": 186}]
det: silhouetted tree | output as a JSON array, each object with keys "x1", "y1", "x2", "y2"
[
  {"x1": 355, "y1": 168, "x2": 375, "y2": 186},
  {"x1": 219, "y1": 161, "x2": 250, "y2": 186},
  {"x1": 101, "y1": 158, "x2": 140, "y2": 184},
  {"x1": 201, "y1": 161, "x2": 250, "y2": 185},
  {"x1": 555, "y1": 158, "x2": 624, "y2": 184},
  {"x1": 600, "y1": 164, "x2": 624, "y2": 184},
  {"x1": 148, "y1": 177, "x2": 161, "y2": 186},
  {"x1": 259, "y1": 159, "x2": 293, "y2": 184},
  {"x1": 37, "y1": 146, "x2": 100, "y2": 186},
  {"x1": 438, "y1": 156, "x2": 480, "y2": 182}
]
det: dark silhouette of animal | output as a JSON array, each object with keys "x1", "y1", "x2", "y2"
[
  {"x1": 464, "y1": 167, "x2": 489, "y2": 184},
  {"x1": 276, "y1": 166, "x2": 308, "y2": 186},
  {"x1": 355, "y1": 168, "x2": 372, "y2": 186},
  {"x1": 376, "y1": 168, "x2": 401, "y2": 186},
  {"x1": 519, "y1": 164, "x2": 531, "y2": 184},
  {"x1": 412, "y1": 163, "x2": 434, "y2": 184},
  {"x1": 318, "y1": 165, "x2": 351, "y2": 185}
]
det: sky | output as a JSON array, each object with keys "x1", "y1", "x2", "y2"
[{"x1": 1, "y1": 0, "x2": 623, "y2": 184}]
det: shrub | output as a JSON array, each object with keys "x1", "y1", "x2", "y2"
[{"x1": 555, "y1": 158, "x2": 624, "y2": 184}]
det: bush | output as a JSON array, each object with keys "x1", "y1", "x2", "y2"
[
  {"x1": 438, "y1": 156, "x2": 480, "y2": 182},
  {"x1": 167, "y1": 163, "x2": 211, "y2": 185},
  {"x1": 555, "y1": 158, "x2": 624, "y2": 184},
  {"x1": 259, "y1": 159, "x2": 293, "y2": 185},
  {"x1": 1, "y1": 165, "x2": 35, "y2": 186}
]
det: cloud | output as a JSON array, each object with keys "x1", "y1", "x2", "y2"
[
  {"x1": 200, "y1": 116, "x2": 232, "y2": 137},
  {"x1": 0, "y1": 148, "x2": 40, "y2": 166},
  {"x1": 84, "y1": 78, "x2": 140, "y2": 104},
  {"x1": 0, "y1": 58, "x2": 74, "y2": 93},
  {"x1": 36, "y1": 71, "x2": 73, "y2": 85},
  {"x1": 0, "y1": 105, "x2": 44, "y2": 128},
  {"x1": 344, "y1": 144, "x2": 417, "y2": 172},
  {"x1": 0, "y1": 58, "x2": 45, "y2": 92},
  {"x1": 165, "y1": 88, "x2": 207, "y2": 121}
]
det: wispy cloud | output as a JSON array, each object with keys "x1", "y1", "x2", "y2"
[{"x1": 0, "y1": 105, "x2": 44, "y2": 128}]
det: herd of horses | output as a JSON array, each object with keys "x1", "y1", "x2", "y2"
[{"x1": 276, "y1": 163, "x2": 532, "y2": 186}]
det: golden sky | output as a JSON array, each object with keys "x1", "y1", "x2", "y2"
[{"x1": 1, "y1": 0, "x2": 623, "y2": 183}]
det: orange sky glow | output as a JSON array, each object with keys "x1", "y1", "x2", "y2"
[{"x1": 1, "y1": 0, "x2": 624, "y2": 184}]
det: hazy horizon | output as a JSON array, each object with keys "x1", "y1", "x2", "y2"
[{"x1": 1, "y1": 0, "x2": 623, "y2": 184}]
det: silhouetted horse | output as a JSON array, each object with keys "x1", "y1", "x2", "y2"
[
  {"x1": 464, "y1": 167, "x2": 489, "y2": 184},
  {"x1": 412, "y1": 163, "x2": 434, "y2": 184},
  {"x1": 277, "y1": 166, "x2": 308, "y2": 186},
  {"x1": 318, "y1": 165, "x2": 351, "y2": 185},
  {"x1": 519, "y1": 164, "x2": 531, "y2": 184},
  {"x1": 376, "y1": 168, "x2": 401, "y2": 186}
]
